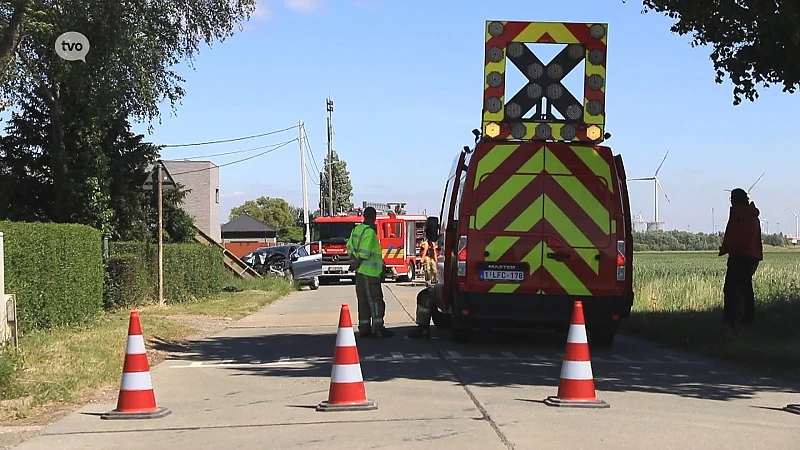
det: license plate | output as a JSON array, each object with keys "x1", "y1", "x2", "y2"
[
  {"x1": 329, "y1": 266, "x2": 344, "y2": 273},
  {"x1": 476, "y1": 262, "x2": 529, "y2": 282},
  {"x1": 479, "y1": 270, "x2": 524, "y2": 281}
]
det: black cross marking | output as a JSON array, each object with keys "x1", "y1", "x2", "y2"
[{"x1": 505, "y1": 43, "x2": 585, "y2": 122}]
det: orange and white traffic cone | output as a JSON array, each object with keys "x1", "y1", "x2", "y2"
[
  {"x1": 101, "y1": 311, "x2": 171, "y2": 420},
  {"x1": 317, "y1": 304, "x2": 378, "y2": 412},
  {"x1": 785, "y1": 403, "x2": 800, "y2": 415},
  {"x1": 544, "y1": 300, "x2": 610, "y2": 409}
]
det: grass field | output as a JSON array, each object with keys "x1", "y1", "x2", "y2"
[{"x1": 624, "y1": 249, "x2": 800, "y2": 379}]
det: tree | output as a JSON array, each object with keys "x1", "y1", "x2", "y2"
[
  {"x1": 0, "y1": 0, "x2": 255, "y2": 233},
  {"x1": 636, "y1": 0, "x2": 800, "y2": 105},
  {"x1": 228, "y1": 196, "x2": 303, "y2": 242},
  {"x1": 320, "y1": 151, "x2": 354, "y2": 214}
]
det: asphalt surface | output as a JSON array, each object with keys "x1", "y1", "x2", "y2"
[{"x1": 7, "y1": 281, "x2": 800, "y2": 449}]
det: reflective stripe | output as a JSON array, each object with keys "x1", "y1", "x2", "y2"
[
  {"x1": 120, "y1": 371, "x2": 154, "y2": 390},
  {"x1": 331, "y1": 363, "x2": 364, "y2": 383},
  {"x1": 560, "y1": 360, "x2": 593, "y2": 380},
  {"x1": 566, "y1": 324, "x2": 588, "y2": 344},
  {"x1": 359, "y1": 320, "x2": 371, "y2": 325},
  {"x1": 336, "y1": 327, "x2": 356, "y2": 347},
  {"x1": 126, "y1": 335, "x2": 146, "y2": 354}
]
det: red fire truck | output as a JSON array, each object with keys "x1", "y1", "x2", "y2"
[{"x1": 309, "y1": 202, "x2": 428, "y2": 284}]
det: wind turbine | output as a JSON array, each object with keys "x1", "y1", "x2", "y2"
[
  {"x1": 628, "y1": 151, "x2": 671, "y2": 226},
  {"x1": 725, "y1": 173, "x2": 765, "y2": 197},
  {"x1": 791, "y1": 210, "x2": 798, "y2": 238}
]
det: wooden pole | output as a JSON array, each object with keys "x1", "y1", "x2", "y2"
[{"x1": 157, "y1": 163, "x2": 164, "y2": 306}]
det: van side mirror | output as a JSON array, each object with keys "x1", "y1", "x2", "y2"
[{"x1": 426, "y1": 216, "x2": 439, "y2": 241}]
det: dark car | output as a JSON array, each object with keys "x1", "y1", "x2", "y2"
[{"x1": 243, "y1": 244, "x2": 323, "y2": 290}]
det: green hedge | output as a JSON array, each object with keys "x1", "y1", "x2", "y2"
[
  {"x1": 0, "y1": 221, "x2": 104, "y2": 333},
  {"x1": 107, "y1": 241, "x2": 227, "y2": 305}
]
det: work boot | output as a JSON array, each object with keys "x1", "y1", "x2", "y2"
[
  {"x1": 372, "y1": 328, "x2": 394, "y2": 338},
  {"x1": 358, "y1": 328, "x2": 372, "y2": 338},
  {"x1": 407, "y1": 327, "x2": 430, "y2": 339}
]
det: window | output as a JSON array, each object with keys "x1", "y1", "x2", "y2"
[
  {"x1": 215, "y1": 188, "x2": 220, "y2": 204},
  {"x1": 383, "y1": 222, "x2": 402, "y2": 238},
  {"x1": 297, "y1": 247, "x2": 309, "y2": 257}
]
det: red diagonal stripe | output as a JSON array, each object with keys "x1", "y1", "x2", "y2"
[
  {"x1": 546, "y1": 145, "x2": 615, "y2": 205},
  {"x1": 564, "y1": 22, "x2": 606, "y2": 52},
  {"x1": 485, "y1": 21, "x2": 530, "y2": 57},
  {"x1": 540, "y1": 174, "x2": 610, "y2": 247},
  {"x1": 484, "y1": 85, "x2": 504, "y2": 103},
  {"x1": 472, "y1": 145, "x2": 543, "y2": 206},
  {"x1": 584, "y1": 80, "x2": 606, "y2": 103},
  {"x1": 496, "y1": 236, "x2": 545, "y2": 263},
  {"x1": 537, "y1": 32, "x2": 556, "y2": 43},
  {"x1": 540, "y1": 222, "x2": 610, "y2": 296},
  {"x1": 480, "y1": 176, "x2": 545, "y2": 231}
]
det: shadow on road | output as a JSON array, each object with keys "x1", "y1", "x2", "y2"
[{"x1": 149, "y1": 324, "x2": 799, "y2": 403}]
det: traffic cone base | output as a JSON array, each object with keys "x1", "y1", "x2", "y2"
[
  {"x1": 544, "y1": 301, "x2": 609, "y2": 409},
  {"x1": 101, "y1": 311, "x2": 171, "y2": 420},
  {"x1": 784, "y1": 404, "x2": 800, "y2": 415},
  {"x1": 317, "y1": 304, "x2": 377, "y2": 412}
]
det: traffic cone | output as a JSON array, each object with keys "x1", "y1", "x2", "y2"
[
  {"x1": 101, "y1": 311, "x2": 171, "y2": 420},
  {"x1": 544, "y1": 300, "x2": 610, "y2": 409},
  {"x1": 784, "y1": 403, "x2": 800, "y2": 415},
  {"x1": 317, "y1": 304, "x2": 378, "y2": 412}
]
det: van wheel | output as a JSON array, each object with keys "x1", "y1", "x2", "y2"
[
  {"x1": 431, "y1": 309, "x2": 451, "y2": 330},
  {"x1": 589, "y1": 325, "x2": 618, "y2": 349}
]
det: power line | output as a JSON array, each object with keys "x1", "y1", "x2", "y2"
[
  {"x1": 302, "y1": 126, "x2": 321, "y2": 174},
  {"x1": 180, "y1": 139, "x2": 297, "y2": 160},
  {"x1": 169, "y1": 138, "x2": 298, "y2": 175},
  {"x1": 161, "y1": 125, "x2": 299, "y2": 148}
]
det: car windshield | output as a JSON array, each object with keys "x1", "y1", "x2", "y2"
[
  {"x1": 255, "y1": 245, "x2": 292, "y2": 257},
  {"x1": 311, "y1": 222, "x2": 357, "y2": 243}
]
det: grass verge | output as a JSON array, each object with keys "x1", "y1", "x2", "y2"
[
  {"x1": 622, "y1": 251, "x2": 800, "y2": 381},
  {"x1": 0, "y1": 275, "x2": 293, "y2": 422}
]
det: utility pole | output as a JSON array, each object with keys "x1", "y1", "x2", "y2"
[
  {"x1": 157, "y1": 164, "x2": 164, "y2": 306},
  {"x1": 326, "y1": 98, "x2": 334, "y2": 215},
  {"x1": 299, "y1": 121, "x2": 310, "y2": 244},
  {"x1": 319, "y1": 172, "x2": 324, "y2": 213},
  {"x1": 712, "y1": 208, "x2": 716, "y2": 234}
]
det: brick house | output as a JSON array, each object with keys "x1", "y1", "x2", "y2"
[
  {"x1": 221, "y1": 215, "x2": 278, "y2": 258},
  {"x1": 162, "y1": 160, "x2": 221, "y2": 242}
]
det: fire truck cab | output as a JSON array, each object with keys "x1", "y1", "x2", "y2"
[{"x1": 310, "y1": 202, "x2": 428, "y2": 284}]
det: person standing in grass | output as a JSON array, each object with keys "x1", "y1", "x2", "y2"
[{"x1": 718, "y1": 188, "x2": 763, "y2": 329}]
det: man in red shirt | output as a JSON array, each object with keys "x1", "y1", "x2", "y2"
[{"x1": 719, "y1": 188, "x2": 763, "y2": 330}]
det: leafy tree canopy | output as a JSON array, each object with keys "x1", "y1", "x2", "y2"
[
  {"x1": 229, "y1": 196, "x2": 304, "y2": 243},
  {"x1": 636, "y1": 0, "x2": 800, "y2": 105},
  {"x1": 320, "y1": 151, "x2": 354, "y2": 215}
]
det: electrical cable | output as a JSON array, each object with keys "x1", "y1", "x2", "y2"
[
  {"x1": 161, "y1": 125, "x2": 298, "y2": 148},
  {"x1": 302, "y1": 126, "x2": 321, "y2": 174},
  {"x1": 169, "y1": 138, "x2": 298, "y2": 175},
  {"x1": 179, "y1": 139, "x2": 297, "y2": 160}
]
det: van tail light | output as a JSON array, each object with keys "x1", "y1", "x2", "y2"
[
  {"x1": 457, "y1": 235, "x2": 467, "y2": 277},
  {"x1": 616, "y1": 240, "x2": 626, "y2": 281}
]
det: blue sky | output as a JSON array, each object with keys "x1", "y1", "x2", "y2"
[{"x1": 125, "y1": 0, "x2": 797, "y2": 236}]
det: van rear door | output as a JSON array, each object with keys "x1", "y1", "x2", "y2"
[
  {"x1": 540, "y1": 144, "x2": 618, "y2": 297},
  {"x1": 467, "y1": 142, "x2": 546, "y2": 295}
]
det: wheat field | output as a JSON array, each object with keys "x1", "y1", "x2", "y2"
[{"x1": 625, "y1": 250, "x2": 800, "y2": 375}]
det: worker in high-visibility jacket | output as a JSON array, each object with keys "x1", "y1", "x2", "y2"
[{"x1": 346, "y1": 207, "x2": 394, "y2": 338}]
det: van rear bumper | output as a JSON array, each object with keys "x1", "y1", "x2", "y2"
[{"x1": 454, "y1": 292, "x2": 631, "y2": 330}]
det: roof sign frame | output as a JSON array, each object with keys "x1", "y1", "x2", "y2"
[{"x1": 482, "y1": 21, "x2": 608, "y2": 144}]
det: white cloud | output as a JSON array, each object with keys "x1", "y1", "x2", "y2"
[
  {"x1": 284, "y1": 0, "x2": 323, "y2": 13},
  {"x1": 251, "y1": 0, "x2": 273, "y2": 21},
  {"x1": 220, "y1": 191, "x2": 248, "y2": 199}
]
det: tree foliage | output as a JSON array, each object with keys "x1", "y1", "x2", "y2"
[
  {"x1": 0, "y1": 0, "x2": 255, "y2": 241},
  {"x1": 228, "y1": 196, "x2": 304, "y2": 243},
  {"x1": 636, "y1": 0, "x2": 800, "y2": 105},
  {"x1": 632, "y1": 230, "x2": 790, "y2": 251},
  {"x1": 320, "y1": 151, "x2": 354, "y2": 214}
]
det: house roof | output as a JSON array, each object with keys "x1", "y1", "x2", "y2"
[{"x1": 221, "y1": 215, "x2": 276, "y2": 233}]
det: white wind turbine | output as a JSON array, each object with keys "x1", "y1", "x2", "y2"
[
  {"x1": 724, "y1": 173, "x2": 764, "y2": 198},
  {"x1": 628, "y1": 151, "x2": 671, "y2": 226},
  {"x1": 791, "y1": 210, "x2": 798, "y2": 238}
]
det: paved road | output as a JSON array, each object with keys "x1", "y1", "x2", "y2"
[{"x1": 10, "y1": 282, "x2": 800, "y2": 449}]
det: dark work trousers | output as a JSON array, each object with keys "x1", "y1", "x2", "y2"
[
  {"x1": 723, "y1": 254, "x2": 759, "y2": 325},
  {"x1": 355, "y1": 272, "x2": 386, "y2": 333}
]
